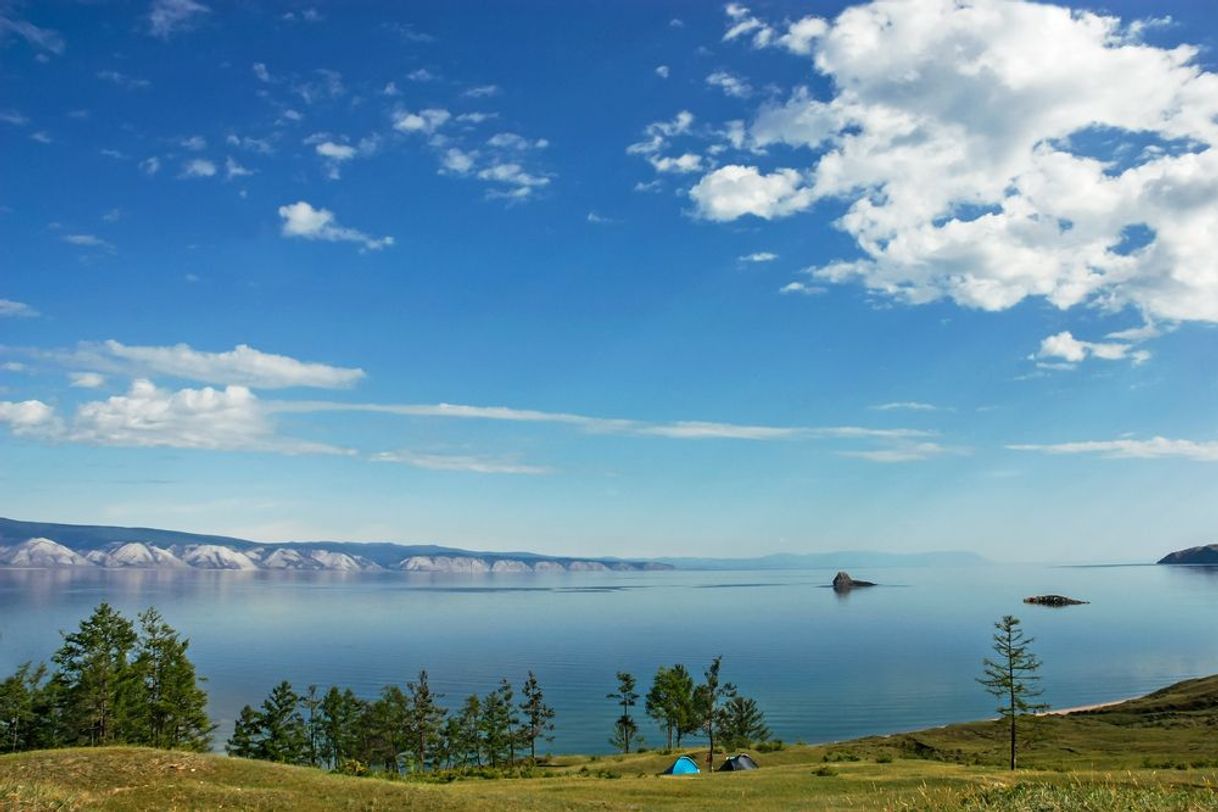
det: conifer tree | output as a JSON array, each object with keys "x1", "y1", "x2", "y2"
[
  {"x1": 694, "y1": 656, "x2": 735, "y2": 770},
  {"x1": 256, "y1": 681, "x2": 310, "y2": 764},
  {"x1": 978, "y1": 615, "x2": 1048, "y2": 770},
  {"x1": 404, "y1": 669, "x2": 446, "y2": 771},
  {"x1": 456, "y1": 693, "x2": 483, "y2": 766},
  {"x1": 518, "y1": 670, "x2": 556, "y2": 763},
  {"x1": 717, "y1": 696, "x2": 770, "y2": 750},
  {"x1": 226, "y1": 705, "x2": 262, "y2": 758},
  {"x1": 607, "y1": 671, "x2": 641, "y2": 754},
  {"x1": 0, "y1": 662, "x2": 49, "y2": 752},
  {"x1": 129, "y1": 608, "x2": 213, "y2": 750},
  {"x1": 319, "y1": 686, "x2": 365, "y2": 769},
  {"x1": 646, "y1": 664, "x2": 695, "y2": 750},
  {"x1": 51, "y1": 602, "x2": 138, "y2": 746}
]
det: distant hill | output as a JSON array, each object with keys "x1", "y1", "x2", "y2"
[
  {"x1": 1157, "y1": 544, "x2": 1218, "y2": 565},
  {"x1": 0, "y1": 517, "x2": 669, "y2": 573},
  {"x1": 654, "y1": 550, "x2": 988, "y2": 570}
]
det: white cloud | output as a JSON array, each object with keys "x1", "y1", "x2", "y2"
[
  {"x1": 1, "y1": 380, "x2": 345, "y2": 454},
  {"x1": 690, "y1": 165, "x2": 813, "y2": 221},
  {"x1": 95, "y1": 341, "x2": 365, "y2": 389},
  {"x1": 462, "y1": 85, "x2": 499, "y2": 98},
  {"x1": 278, "y1": 201, "x2": 394, "y2": 251},
  {"x1": 0, "y1": 14, "x2": 65, "y2": 55},
  {"x1": 140, "y1": 156, "x2": 161, "y2": 175},
  {"x1": 713, "y1": 0, "x2": 1218, "y2": 325},
  {"x1": 487, "y1": 132, "x2": 547, "y2": 151},
  {"x1": 180, "y1": 158, "x2": 216, "y2": 178},
  {"x1": 97, "y1": 70, "x2": 151, "y2": 90},
  {"x1": 393, "y1": 108, "x2": 451, "y2": 135},
  {"x1": 706, "y1": 70, "x2": 752, "y2": 98},
  {"x1": 180, "y1": 135, "x2": 206, "y2": 151},
  {"x1": 441, "y1": 148, "x2": 476, "y2": 175},
  {"x1": 69, "y1": 371, "x2": 106, "y2": 388},
  {"x1": 0, "y1": 110, "x2": 28, "y2": 126},
  {"x1": 315, "y1": 141, "x2": 356, "y2": 178},
  {"x1": 1009, "y1": 437, "x2": 1218, "y2": 462},
  {"x1": 371, "y1": 450, "x2": 551, "y2": 475},
  {"x1": 778, "y1": 281, "x2": 826, "y2": 296},
  {"x1": 0, "y1": 400, "x2": 60, "y2": 437},
  {"x1": 739, "y1": 251, "x2": 778, "y2": 263},
  {"x1": 252, "y1": 62, "x2": 272, "y2": 83},
  {"x1": 840, "y1": 442, "x2": 953, "y2": 463},
  {"x1": 0, "y1": 299, "x2": 38, "y2": 318},
  {"x1": 407, "y1": 68, "x2": 435, "y2": 82},
  {"x1": 627, "y1": 111, "x2": 695, "y2": 156},
  {"x1": 62, "y1": 233, "x2": 115, "y2": 251},
  {"x1": 224, "y1": 156, "x2": 252, "y2": 180},
  {"x1": 148, "y1": 0, "x2": 208, "y2": 39},
  {"x1": 873, "y1": 401, "x2": 943, "y2": 412},
  {"x1": 476, "y1": 163, "x2": 550, "y2": 199},
  {"x1": 650, "y1": 153, "x2": 703, "y2": 174},
  {"x1": 587, "y1": 211, "x2": 615, "y2": 224},
  {"x1": 1036, "y1": 331, "x2": 1149, "y2": 366},
  {"x1": 656, "y1": 65, "x2": 670, "y2": 79},
  {"x1": 29, "y1": 131, "x2": 51, "y2": 144}
]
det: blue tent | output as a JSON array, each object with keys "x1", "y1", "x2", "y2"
[{"x1": 664, "y1": 755, "x2": 701, "y2": 775}]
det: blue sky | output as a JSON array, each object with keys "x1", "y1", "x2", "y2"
[{"x1": 2, "y1": 0, "x2": 1217, "y2": 562}]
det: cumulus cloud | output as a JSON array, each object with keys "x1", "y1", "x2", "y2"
[
  {"x1": 0, "y1": 299, "x2": 39, "y2": 318},
  {"x1": 148, "y1": 0, "x2": 209, "y2": 39},
  {"x1": 690, "y1": 165, "x2": 813, "y2": 221},
  {"x1": 462, "y1": 85, "x2": 499, "y2": 98},
  {"x1": 61, "y1": 233, "x2": 115, "y2": 251},
  {"x1": 476, "y1": 163, "x2": 550, "y2": 199},
  {"x1": 180, "y1": 158, "x2": 216, "y2": 178},
  {"x1": 278, "y1": 201, "x2": 394, "y2": 251},
  {"x1": 1009, "y1": 437, "x2": 1218, "y2": 462},
  {"x1": 1036, "y1": 331, "x2": 1150, "y2": 366},
  {"x1": 97, "y1": 340, "x2": 366, "y2": 389},
  {"x1": 371, "y1": 450, "x2": 551, "y2": 475},
  {"x1": 706, "y1": 70, "x2": 752, "y2": 98},
  {"x1": 739, "y1": 252, "x2": 778, "y2": 263},
  {"x1": 656, "y1": 65, "x2": 670, "y2": 79},
  {"x1": 393, "y1": 108, "x2": 450, "y2": 134},
  {"x1": 69, "y1": 371, "x2": 106, "y2": 388},
  {"x1": 707, "y1": 0, "x2": 1218, "y2": 328},
  {"x1": 0, "y1": 381, "x2": 344, "y2": 454},
  {"x1": 97, "y1": 70, "x2": 151, "y2": 90}
]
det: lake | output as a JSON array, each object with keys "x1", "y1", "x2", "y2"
[{"x1": 1, "y1": 563, "x2": 1216, "y2": 755}]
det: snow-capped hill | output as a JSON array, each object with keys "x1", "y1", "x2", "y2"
[
  {"x1": 0, "y1": 538, "x2": 94, "y2": 568},
  {"x1": 400, "y1": 555, "x2": 491, "y2": 573},
  {"x1": 98, "y1": 542, "x2": 186, "y2": 569},
  {"x1": 179, "y1": 544, "x2": 259, "y2": 570},
  {"x1": 306, "y1": 549, "x2": 380, "y2": 572},
  {"x1": 257, "y1": 548, "x2": 324, "y2": 570}
]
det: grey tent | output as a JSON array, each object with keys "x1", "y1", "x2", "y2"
[{"x1": 718, "y1": 753, "x2": 759, "y2": 771}]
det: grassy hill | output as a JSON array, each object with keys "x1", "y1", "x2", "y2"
[{"x1": 4, "y1": 675, "x2": 1218, "y2": 810}]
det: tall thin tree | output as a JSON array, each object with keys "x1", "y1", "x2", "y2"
[
  {"x1": 694, "y1": 656, "x2": 735, "y2": 771},
  {"x1": 978, "y1": 615, "x2": 1047, "y2": 770},
  {"x1": 518, "y1": 671, "x2": 556, "y2": 763},
  {"x1": 607, "y1": 671, "x2": 641, "y2": 754}
]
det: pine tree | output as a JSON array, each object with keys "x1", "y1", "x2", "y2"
[
  {"x1": 694, "y1": 656, "x2": 735, "y2": 771},
  {"x1": 607, "y1": 671, "x2": 642, "y2": 754},
  {"x1": 300, "y1": 684, "x2": 324, "y2": 767},
  {"x1": 404, "y1": 670, "x2": 446, "y2": 771},
  {"x1": 0, "y1": 662, "x2": 48, "y2": 752},
  {"x1": 717, "y1": 696, "x2": 770, "y2": 750},
  {"x1": 518, "y1": 671, "x2": 556, "y2": 763},
  {"x1": 645, "y1": 664, "x2": 695, "y2": 750},
  {"x1": 319, "y1": 686, "x2": 365, "y2": 769},
  {"x1": 363, "y1": 685, "x2": 409, "y2": 772},
  {"x1": 129, "y1": 608, "x2": 213, "y2": 751},
  {"x1": 226, "y1": 705, "x2": 262, "y2": 758},
  {"x1": 978, "y1": 615, "x2": 1048, "y2": 770},
  {"x1": 257, "y1": 681, "x2": 310, "y2": 764},
  {"x1": 51, "y1": 602, "x2": 138, "y2": 746},
  {"x1": 478, "y1": 682, "x2": 516, "y2": 768},
  {"x1": 456, "y1": 693, "x2": 483, "y2": 767}
]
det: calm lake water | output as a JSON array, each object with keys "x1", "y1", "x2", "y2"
[{"x1": 2, "y1": 563, "x2": 1216, "y2": 755}]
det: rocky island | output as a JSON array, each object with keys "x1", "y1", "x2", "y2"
[
  {"x1": 1158, "y1": 544, "x2": 1218, "y2": 565},
  {"x1": 1023, "y1": 594, "x2": 1088, "y2": 607},
  {"x1": 832, "y1": 571, "x2": 876, "y2": 590}
]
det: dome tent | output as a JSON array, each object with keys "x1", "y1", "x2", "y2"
[
  {"x1": 663, "y1": 755, "x2": 701, "y2": 775},
  {"x1": 718, "y1": 753, "x2": 759, "y2": 771}
]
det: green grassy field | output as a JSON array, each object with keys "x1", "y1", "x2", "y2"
[{"x1": 4, "y1": 675, "x2": 1218, "y2": 810}]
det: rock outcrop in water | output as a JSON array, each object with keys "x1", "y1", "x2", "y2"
[
  {"x1": 1158, "y1": 544, "x2": 1218, "y2": 565},
  {"x1": 832, "y1": 571, "x2": 876, "y2": 590},
  {"x1": 1023, "y1": 594, "x2": 1088, "y2": 606}
]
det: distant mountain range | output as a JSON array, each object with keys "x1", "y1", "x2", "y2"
[
  {"x1": 0, "y1": 517, "x2": 989, "y2": 574},
  {"x1": 0, "y1": 518, "x2": 670, "y2": 573},
  {"x1": 653, "y1": 550, "x2": 987, "y2": 570},
  {"x1": 1158, "y1": 544, "x2": 1218, "y2": 565}
]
